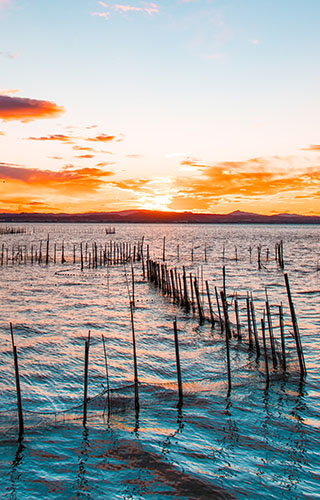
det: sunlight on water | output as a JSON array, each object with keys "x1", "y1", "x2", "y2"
[{"x1": 0, "y1": 223, "x2": 319, "y2": 499}]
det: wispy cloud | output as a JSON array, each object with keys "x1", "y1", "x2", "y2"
[
  {"x1": 27, "y1": 134, "x2": 73, "y2": 143},
  {"x1": 302, "y1": 144, "x2": 320, "y2": 151},
  {"x1": 0, "y1": 51, "x2": 19, "y2": 59},
  {"x1": 91, "y1": 1, "x2": 159, "y2": 21},
  {"x1": 0, "y1": 95, "x2": 65, "y2": 122}
]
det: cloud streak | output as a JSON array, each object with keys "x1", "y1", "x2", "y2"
[{"x1": 0, "y1": 95, "x2": 65, "y2": 122}]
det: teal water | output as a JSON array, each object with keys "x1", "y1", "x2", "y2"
[{"x1": 0, "y1": 223, "x2": 319, "y2": 499}]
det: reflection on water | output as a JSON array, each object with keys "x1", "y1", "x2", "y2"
[{"x1": 0, "y1": 223, "x2": 319, "y2": 499}]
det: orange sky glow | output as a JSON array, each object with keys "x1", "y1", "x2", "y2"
[{"x1": 1, "y1": 1, "x2": 320, "y2": 215}]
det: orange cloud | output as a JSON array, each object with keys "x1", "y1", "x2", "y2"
[
  {"x1": 0, "y1": 95, "x2": 65, "y2": 122},
  {"x1": 169, "y1": 157, "x2": 320, "y2": 213},
  {"x1": 27, "y1": 134, "x2": 72, "y2": 143},
  {"x1": 75, "y1": 154, "x2": 95, "y2": 159},
  {"x1": 0, "y1": 163, "x2": 114, "y2": 195},
  {"x1": 87, "y1": 134, "x2": 116, "y2": 142},
  {"x1": 302, "y1": 144, "x2": 320, "y2": 151}
]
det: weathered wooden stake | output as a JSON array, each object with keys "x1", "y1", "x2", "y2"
[
  {"x1": 205, "y1": 280, "x2": 215, "y2": 327},
  {"x1": 130, "y1": 303, "x2": 139, "y2": 410},
  {"x1": 261, "y1": 317, "x2": 269, "y2": 386},
  {"x1": 215, "y1": 286, "x2": 223, "y2": 331},
  {"x1": 220, "y1": 293, "x2": 231, "y2": 395},
  {"x1": 10, "y1": 323, "x2": 24, "y2": 440},
  {"x1": 102, "y1": 334, "x2": 111, "y2": 414},
  {"x1": 83, "y1": 331, "x2": 91, "y2": 426},
  {"x1": 194, "y1": 278, "x2": 204, "y2": 323},
  {"x1": 173, "y1": 319, "x2": 183, "y2": 403},
  {"x1": 284, "y1": 273, "x2": 306, "y2": 377},
  {"x1": 279, "y1": 303, "x2": 286, "y2": 372}
]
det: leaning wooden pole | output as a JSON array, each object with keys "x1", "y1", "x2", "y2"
[
  {"x1": 10, "y1": 323, "x2": 24, "y2": 440},
  {"x1": 130, "y1": 302, "x2": 139, "y2": 410},
  {"x1": 102, "y1": 334, "x2": 111, "y2": 415},
  {"x1": 173, "y1": 319, "x2": 183, "y2": 403},
  {"x1": 83, "y1": 331, "x2": 91, "y2": 426},
  {"x1": 284, "y1": 273, "x2": 306, "y2": 378},
  {"x1": 220, "y1": 292, "x2": 231, "y2": 395}
]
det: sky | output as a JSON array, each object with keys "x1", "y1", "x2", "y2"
[{"x1": 0, "y1": 0, "x2": 320, "y2": 215}]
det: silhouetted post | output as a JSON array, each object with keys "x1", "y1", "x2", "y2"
[
  {"x1": 220, "y1": 290, "x2": 231, "y2": 339},
  {"x1": 206, "y1": 280, "x2": 215, "y2": 327},
  {"x1": 83, "y1": 331, "x2": 91, "y2": 426},
  {"x1": 279, "y1": 303, "x2": 286, "y2": 371},
  {"x1": 102, "y1": 334, "x2": 111, "y2": 414},
  {"x1": 194, "y1": 278, "x2": 204, "y2": 323},
  {"x1": 130, "y1": 303, "x2": 139, "y2": 411},
  {"x1": 250, "y1": 298, "x2": 260, "y2": 358},
  {"x1": 215, "y1": 286, "x2": 223, "y2": 331},
  {"x1": 246, "y1": 295, "x2": 254, "y2": 349},
  {"x1": 177, "y1": 244, "x2": 180, "y2": 261},
  {"x1": 265, "y1": 295, "x2": 277, "y2": 368},
  {"x1": 220, "y1": 292, "x2": 231, "y2": 395},
  {"x1": 222, "y1": 265, "x2": 226, "y2": 297},
  {"x1": 80, "y1": 242, "x2": 84, "y2": 271},
  {"x1": 189, "y1": 273, "x2": 195, "y2": 313},
  {"x1": 131, "y1": 260, "x2": 135, "y2": 308},
  {"x1": 10, "y1": 323, "x2": 24, "y2": 440},
  {"x1": 173, "y1": 319, "x2": 183, "y2": 403},
  {"x1": 45, "y1": 234, "x2": 50, "y2": 265},
  {"x1": 261, "y1": 317, "x2": 269, "y2": 386},
  {"x1": 162, "y1": 236, "x2": 166, "y2": 262},
  {"x1": 284, "y1": 273, "x2": 306, "y2": 377},
  {"x1": 234, "y1": 297, "x2": 241, "y2": 339}
]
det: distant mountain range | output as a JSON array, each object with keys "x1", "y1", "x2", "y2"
[{"x1": 0, "y1": 210, "x2": 319, "y2": 224}]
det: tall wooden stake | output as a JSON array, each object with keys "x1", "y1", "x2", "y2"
[
  {"x1": 10, "y1": 323, "x2": 24, "y2": 440},
  {"x1": 173, "y1": 319, "x2": 183, "y2": 403},
  {"x1": 284, "y1": 273, "x2": 306, "y2": 378}
]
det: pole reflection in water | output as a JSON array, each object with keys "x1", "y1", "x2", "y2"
[
  {"x1": 77, "y1": 427, "x2": 91, "y2": 499},
  {"x1": 8, "y1": 440, "x2": 25, "y2": 500}
]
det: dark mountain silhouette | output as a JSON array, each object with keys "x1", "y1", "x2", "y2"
[{"x1": 0, "y1": 209, "x2": 319, "y2": 224}]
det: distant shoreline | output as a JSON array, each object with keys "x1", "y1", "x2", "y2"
[{"x1": 0, "y1": 210, "x2": 319, "y2": 225}]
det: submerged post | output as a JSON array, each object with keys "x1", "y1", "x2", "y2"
[
  {"x1": 10, "y1": 323, "x2": 24, "y2": 440},
  {"x1": 173, "y1": 319, "x2": 183, "y2": 403},
  {"x1": 205, "y1": 280, "x2": 215, "y2": 327},
  {"x1": 284, "y1": 273, "x2": 306, "y2": 378},
  {"x1": 261, "y1": 317, "x2": 269, "y2": 386},
  {"x1": 220, "y1": 292, "x2": 231, "y2": 395},
  {"x1": 130, "y1": 303, "x2": 139, "y2": 411},
  {"x1": 83, "y1": 331, "x2": 91, "y2": 426},
  {"x1": 279, "y1": 303, "x2": 286, "y2": 372},
  {"x1": 102, "y1": 334, "x2": 111, "y2": 414}
]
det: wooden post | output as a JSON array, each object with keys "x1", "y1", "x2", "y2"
[
  {"x1": 83, "y1": 331, "x2": 91, "y2": 426},
  {"x1": 250, "y1": 298, "x2": 260, "y2": 358},
  {"x1": 215, "y1": 286, "x2": 223, "y2": 332},
  {"x1": 173, "y1": 319, "x2": 183, "y2": 402},
  {"x1": 130, "y1": 303, "x2": 139, "y2": 411},
  {"x1": 220, "y1": 293, "x2": 231, "y2": 395},
  {"x1": 206, "y1": 280, "x2": 215, "y2": 327},
  {"x1": 279, "y1": 303, "x2": 286, "y2": 372},
  {"x1": 45, "y1": 234, "x2": 50, "y2": 265},
  {"x1": 265, "y1": 296, "x2": 277, "y2": 368},
  {"x1": 284, "y1": 273, "x2": 306, "y2": 377},
  {"x1": 131, "y1": 260, "x2": 135, "y2": 308},
  {"x1": 80, "y1": 242, "x2": 84, "y2": 271},
  {"x1": 222, "y1": 265, "x2": 226, "y2": 297},
  {"x1": 194, "y1": 278, "x2": 204, "y2": 323},
  {"x1": 10, "y1": 323, "x2": 24, "y2": 440},
  {"x1": 246, "y1": 295, "x2": 254, "y2": 349},
  {"x1": 234, "y1": 297, "x2": 241, "y2": 339},
  {"x1": 102, "y1": 334, "x2": 111, "y2": 414},
  {"x1": 220, "y1": 291, "x2": 231, "y2": 340},
  {"x1": 162, "y1": 236, "x2": 166, "y2": 262},
  {"x1": 261, "y1": 317, "x2": 269, "y2": 386}
]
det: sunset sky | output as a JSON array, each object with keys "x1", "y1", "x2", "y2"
[{"x1": 0, "y1": 0, "x2": 319, "y2": 214}]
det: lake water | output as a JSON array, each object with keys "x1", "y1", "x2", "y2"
[{"x1": 0, "y1": 223, "x2": 319, "y2": 499}]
